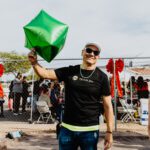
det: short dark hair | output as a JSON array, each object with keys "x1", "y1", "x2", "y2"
[
  {"x1": 16, "y1": 72, "x2": 22, "y2": 78},
  {"x1": 23, "y1": 76, "x2": 27, "y2": 79}
]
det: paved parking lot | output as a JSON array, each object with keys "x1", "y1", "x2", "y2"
[
  {"x1": 0, "y1": 109, "x2": 150, "y2": 150},
  {"x1": 0, "y1": 130, "x2": 150, "y2": 150}
]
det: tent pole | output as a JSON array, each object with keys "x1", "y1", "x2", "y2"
[
  {"x1": 113, "y1": 59, "x2": 117, "y2": 132},
  {"x1": 28, "y1": 68, "x2": 34, "y2": 124},
  {"x1": 123, "y1": 59, "x2": 127, "y2": 101}
]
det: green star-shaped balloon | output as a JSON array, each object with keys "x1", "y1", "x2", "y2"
[{"x1": 23, "y1": 10, "x2": 69, "y2": 62}]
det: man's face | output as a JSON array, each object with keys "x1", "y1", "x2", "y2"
[{"x1": 82, "y1": 45, "x2": 100, "y2": 65}]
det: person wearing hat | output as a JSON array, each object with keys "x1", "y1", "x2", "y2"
[{"x1": 28, "y1": 43, "x2": 114, "y2": 150}]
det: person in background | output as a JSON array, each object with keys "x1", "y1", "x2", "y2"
[
  {"x1": 8, "y1": 80, "x2": 14, "y2": 111},
  {"x1": 0, "y1": 82, "x2": 5, "y2": 117},
  {"x1": 127, "y1": 76, "x2": 137, "y2": 91},
  {"x1": 136, "y1": 76, "x2": 149, "y2": 100},
  {"x1": 22, "y1": 76, "x2": 29, "y2": 113},
  {"x1": 127, "y1": 76, "x2": 137, "y2": 104},
  {"x1": 50, "y1": 82, "x2": 61, "y2": 121},
  {"x1": 12, "y1": 73, "x2": 23, "y2": 115},
  {"x1": 32, "y1": 78, "x2": 44, "y2": 113},
  {"x1": 38, "y1": 84, "x2": 52, "y2": 108},
  {"x1": 28, "y1": 43, "x2": 114, "y2": 150}
]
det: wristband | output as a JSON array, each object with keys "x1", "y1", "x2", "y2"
[
  {"x1": 106, "y1": 131, "x2": 112, "y2": 134},
  {"x1": 31, "y1": 61, "x2": 38, "y2": 66}
]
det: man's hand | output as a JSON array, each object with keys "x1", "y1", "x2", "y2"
[
  {"x1": 28, "y1": 49, "x2": 38, "y2": 65},
  {"x1": 104, "y1": 132, "x2": 113, "y2": 150}
]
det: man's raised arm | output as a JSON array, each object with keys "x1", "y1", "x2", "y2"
[{"x1": 28, "y1": 49, "x2": 57, "y2": 80}]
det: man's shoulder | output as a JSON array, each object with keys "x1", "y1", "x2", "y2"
[
  {"x1": 56, "y1": 65, "x2": 79, "y2": 70},
  {"x1": 68, "y1": 65, "x2": 80, "y2": 69},
  {"x1": 96, "y1": 67, "x2": 108, "y2": 77},
  {"x1": 58, "y1": 65, "x2": 80, "y2": 71}
]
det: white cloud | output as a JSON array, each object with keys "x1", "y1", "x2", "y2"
[{"x1": 0, "y1": 0, "x2": 150, "y2": 61}]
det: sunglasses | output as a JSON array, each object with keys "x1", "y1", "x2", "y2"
[{"x1": 85, "y1": 48, "x2": 100, "y2": 56}]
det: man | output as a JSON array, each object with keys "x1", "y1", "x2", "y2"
[
  {"x1": 28, "y1": 43, "x2": 114, "y2": 150},
  {"x1": 12, "y1": 73, "x2": 23, "y2": 115},
  {"x1": 22, "y1": 76, "x2": 29, "y2": 113}
]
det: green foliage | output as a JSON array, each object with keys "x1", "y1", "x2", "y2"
[
  {"x1": 27, "y1": 73, "x2": 40, "y2": 81},
  {"x1": 0, "y1": 51, "x2": 31, "y2": 74}
]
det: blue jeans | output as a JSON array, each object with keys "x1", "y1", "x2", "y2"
[{"x1": 59, "y1": 126, "x2": 99, "y2": 150}]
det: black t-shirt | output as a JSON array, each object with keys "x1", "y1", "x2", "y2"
[{"x1": 55, "y1": 65, "x2": 110, "y2": 126}]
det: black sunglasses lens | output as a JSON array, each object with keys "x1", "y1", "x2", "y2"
[
  {"x1": 86, "y1": 48, "x2": 92, "y2": 54},
  {"x1": 94, "y1": 51, "x2": 100, "y2": 56},
  {"x1": 85, "y1": 48, "x2": 99, "y2": 56}
]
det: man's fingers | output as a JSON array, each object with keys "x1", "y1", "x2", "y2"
[
  {"x1": 31, "y1": 48, "x2": 36, "y2": 52},
  {"x1": 28, "y1": 55, "x2": 35, "y2": 59},
  {"x1": 28, "y1": 48, "x2": 38, "y2": 65},
  {"x1": 104, "y1": 140, "x2": 112, "y2": 150},
  {"x1": 28, "y1": 50, "x2": 37, "y2": 57}
]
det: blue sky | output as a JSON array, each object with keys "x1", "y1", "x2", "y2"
[{"x1": 0, "y1": 0, "x2": 150, "y2": 60}]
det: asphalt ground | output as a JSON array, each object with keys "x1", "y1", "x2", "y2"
[{"x1": 0, "y1": 109, "x2": 150, "y2": 150}]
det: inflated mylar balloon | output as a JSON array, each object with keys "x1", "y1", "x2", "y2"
[{"x1": 23, "y1": 10, "x2": 69, "y2": 62}]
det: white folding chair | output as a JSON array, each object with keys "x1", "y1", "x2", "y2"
[
  {"x1": 119, "y1": 99, "x2": 137, "y2": 123},
  {"x1": 36, "y1": 101, "x2": 53, "y2": 124}
]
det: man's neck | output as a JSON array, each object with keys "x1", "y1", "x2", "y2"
[{"x1": 81, "y1": 63, "x2": 96, "y2": 70}]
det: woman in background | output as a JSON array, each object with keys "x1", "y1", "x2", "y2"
[{"x1": 136, "y1": 76, "x2": 149, "y2": 103}]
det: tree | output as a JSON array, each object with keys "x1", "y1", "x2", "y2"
[{"x1": 0, "y1": 51, "x2": 31, "y2": 75}]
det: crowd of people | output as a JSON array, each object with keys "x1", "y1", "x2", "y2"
[
  {"x1": 8, "y1": 73, "x2": 30, "y2": 115},
  {"x1": 32, "y1": 79, "x2": 65, "y2": 121},
  {"x1": 125, "y1": 76, "x2": 149, "y2": 107},
  {"x1": 6, "y1": 73, "x2": 65, "y2": 121},
  {"x1": 113, "y1": 75, "x2": 150, "y2": 119},
  {"x1": 0, "y1": 72, "x2": 148, "y2": 125}
]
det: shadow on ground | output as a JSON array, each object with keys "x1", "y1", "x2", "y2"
[
  {"x1": 7, "y1": 132, "x2": 58, "y2": 150},
  {"x1": 4, "y1": 131, "x2": 150, "y2": 150},
  {"x1": 100, "y1": 131, "x2": 150, "y2": 150}
]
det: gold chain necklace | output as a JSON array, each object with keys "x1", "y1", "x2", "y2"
[{"x1": 80, "y1": 66, "x2": 96, "y2": 79}]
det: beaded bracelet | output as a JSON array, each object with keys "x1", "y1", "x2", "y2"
[
  {"x1": 106, "y1": 131, "x2": 112, "y2": 134},
  {"x1": 31, "y1": 62, "x2": 38, "y2": 66}
]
